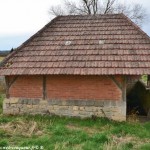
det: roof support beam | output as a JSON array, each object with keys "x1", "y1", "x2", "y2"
[
  {"x1": 107, "y1": 75, "x2": 127, "y2": 101},
  {"x1": 107, "y1": 75, "x2": 122, "y2": 91},
  {"x1": 8, "y1": 76, "x2": 19, "y2": 88},
  {"x1": 5, "y1": 76, "x2": 19, "y2": 99},
  {"x1": 43, "y1": 76, "x2": 47, "y2": 100}
]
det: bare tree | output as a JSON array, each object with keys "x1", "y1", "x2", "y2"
[
  {"x1": 104, "y1": 0, "x2": 115, "y2": 14},
  {"x1": 114, "y1": 3, "x2": 147, "y2": 26},
  {"x1": 49, "y1": 0, "x2": 147, "y2": 26},
  {"x1": 49, "y1": 5, "x2": 65, "y2": 16}
]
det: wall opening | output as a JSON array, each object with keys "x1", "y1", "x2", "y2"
[{"x1": 127, "y1": 80, "x2": 150, "y2": 117}]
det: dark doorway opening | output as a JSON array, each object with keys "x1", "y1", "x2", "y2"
[{"x1": 127, "y1": 81, "x2": 150, "y2": 116}]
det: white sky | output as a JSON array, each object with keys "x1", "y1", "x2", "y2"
[
  {"x1": 0, "y1": 0, "x2": 150, "y2": 49},
  {"x1": 0, "y1": 0, "x2": 61, "y2": 36}
]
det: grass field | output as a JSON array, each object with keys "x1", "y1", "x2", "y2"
[
  {"x1": 0, "y1": 57, "x2": 4, "y2": 62},
  {"x1": 0, "y1": 95, "x2": 150, "y2": 150}
]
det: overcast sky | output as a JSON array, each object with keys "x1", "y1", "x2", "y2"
[{"x1": 0, "y1": 0, "x2": 150, "y2": 50}]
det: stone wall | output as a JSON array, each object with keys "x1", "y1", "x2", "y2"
[{"x1": 3, "y1": 98, "x2": 126, "y2": 121}]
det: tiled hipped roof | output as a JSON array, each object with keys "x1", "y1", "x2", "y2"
[{"x1": 1, "y1": 14, "x2": 150, "y2": 75}]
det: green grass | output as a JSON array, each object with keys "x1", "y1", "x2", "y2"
[{"x1": 0, "y1": 96, "x2": 150, "y2": 150}]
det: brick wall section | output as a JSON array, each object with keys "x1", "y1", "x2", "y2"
[
  {"x1": 7, "y1": 76, "x2": 43, "y2": 98},
  {"x1": 46, "y1": 75, "x2": 122, "y2": 101},
  {"x1": 4, "y1": 75, "x2": 125, "y2": 121},
  {"x1": 7, "y1": 75, "x2": 122, "y2": 100}
]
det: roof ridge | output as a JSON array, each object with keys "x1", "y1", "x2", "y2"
[
  {"x1": 58, "y1": 13, "x2": 122, "y2": 17},
  {"x1": 121, "y1": 13, "x2": 150, "y2": 41},
  {"x1": 0, "y1": 16, "x2": 60, "y2": 68}
]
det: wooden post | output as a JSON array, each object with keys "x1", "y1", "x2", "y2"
[
  {"x1": 43, "y1": 76, "x2": 46, "y2": 100},
  {"x1": 122, "y1": 76, "x2": 126, "y2": 101},
  {"x1": 5, "y1": 76, "x2": 10, "y2": 98},
  {"x1": 5, "y1": 76, "x2": 19, "y2": 99}
]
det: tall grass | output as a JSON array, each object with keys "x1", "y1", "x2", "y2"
[
  {"x1": 0, "y1": 94, "x2": 4, "y2": 114},
  {"x1": 0, "y1": 94, "x2": 149, "y2": 149}
]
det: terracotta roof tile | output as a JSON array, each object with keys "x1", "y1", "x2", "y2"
[{"x1": 1, "y1": 14, "x2": 150, "y2": 75}]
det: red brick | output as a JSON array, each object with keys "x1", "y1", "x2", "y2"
[
  {"x1": 6, "y1": 75, "x2": 122, "y2": 100},
  {"x1": 7, "y1": 76, "x2": 43, "y2": 98}
]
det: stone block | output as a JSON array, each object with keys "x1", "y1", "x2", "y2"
[
  {"x1": 48, "y1": 106, "x2": 54, "y2": 110},
  {"x1": 13, "y1": 108, "x2": 20, "y2": 114},
  {"x1": 73, "y1": 106, "x2": 78, "y2": 111},
  {"x1": 67, "y1": 100, "x2": 76, "y2": 106},
  {"x1": 18, "y1": 99, "x2": 29, "y2": 104},
  {"x1": 62, "y1": 100, "x2": 67, "y2": 106},
  {"x1": 104, "y1": 101, "x2": 111, "y2": 107},
  {"x1": 3, "y1": 108, "x2": 14, "y2": 115},
  {"x1": 32, "y1": 105, "x2": 39, "y2": 110},
  {"x1": 53, "y1": 105, "x2": 60, "y2": 110},
  {"x1": 68, "y1": 106, "x2": 73, "y2": 111},
  {"x1": 3, "y1": 103, "x2": 7, "y2": 110},
  {"x1": 48, "y1": 100, "x2": 58, "y2": 105},
  {"x1": 79, "y1": 111, "x2": 92, "y2": 117},
  {"x1": 11, "y1": 104, "x2": 17, "y2": 107},
  {"x1": 4, "y1": 99, "x2": 10, "y2": 104},
  {"x1": 85, "y1": 107, "x2": 94, "y2": 112},
  {"x1": 39, "y1": 104, "x2": 47, "y2": 109},
  {"x1": 27, "y1": 99, "x2": 32, "y2": 105},
  {"x1": 86, "y1": 100, "x2": 95, "y2": 106},
  {"x1": 26, "y1": 105, "x2": 32, "y2": 109},
  {"x1": 92, "y1": 107, "x2": 100, "y2": 112},
  {"x1": 9, "y1": 98, "x2": 19, "y2": 104},
  {"x1": 94, "y1": 101, "x2": 104, "y2": 107},
  {"x1": 73, "y1": 111, "x2": 79, "y2": 115},
  {"x1": 32, "y1": 99, "x2": 40, "y2": 105},
  {"x1": 79, "y1": 107, "x2": 85, "y2": 111},
  {"x1": 59, "y1": 106, "x2": 68, "y2": 110},
  {"x1": 40, "y1": 100, "x2": 48, "y2": 105},
  {"x1": 111, "y1": 101, "x2": 117, "y2": 107},
  {"x1": 78, "y1": 100, "x2": 88, "y2": 106},
  {"x1": 94, "y1": 112, "x2": 104, "y2": 117},
  {"x1": 16, "y1": 104, "x2": 23, "y2": 108}
]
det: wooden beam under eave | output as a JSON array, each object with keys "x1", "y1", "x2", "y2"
[
  {"x1": 8, "y1": 76, "x2": 19, "y2": 88},
  {"x1": 43, "y1": 76, "x2": 47, "y2": 100},
  {"x1": 5, "y1": 76, "x2": 19, "y2": 99},
  {"x1": 107, "y1": 75, "x2": 122, "y2": 91},
  {"x1": 107, "y1": 75, "x2": 127, "y2": 101}
]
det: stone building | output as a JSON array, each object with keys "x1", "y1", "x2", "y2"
[{"x1": 0, "y1": 14, "x2": 150, "y2": 121}]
